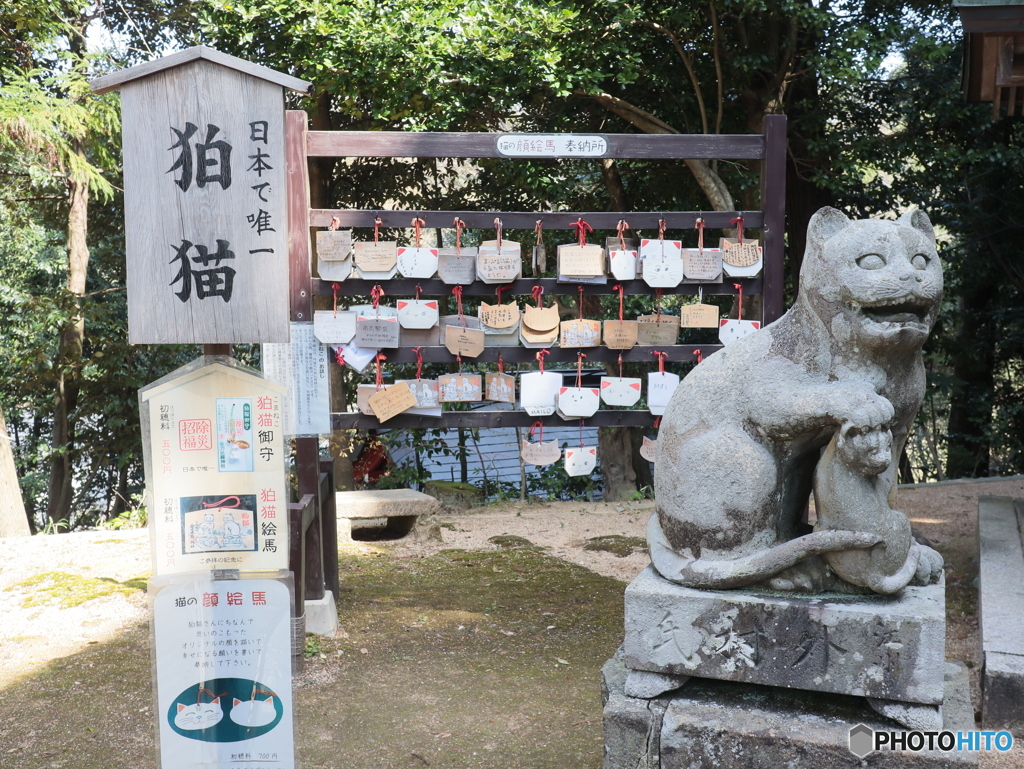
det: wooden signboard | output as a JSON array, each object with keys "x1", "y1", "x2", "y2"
[{"x1": 91, "y1": 47, "x2": 310, "y2": 344}]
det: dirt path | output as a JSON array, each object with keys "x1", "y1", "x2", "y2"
[{"x1": 1, "y1": 477, "x2": 1022, "y2": 768}]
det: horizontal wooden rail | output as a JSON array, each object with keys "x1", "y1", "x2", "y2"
[
  {"x1": 340, "y1": 344, "x2": 716, "y2": 365},
  {"x1": 306, "y1": 131, "x2": 766, "y2": 160},
  {"x1": 309, "y1": 210, "x2": 763, "y2": 231},
  {"x1": 334, "y1": 409, "x2": 665, "y2": 430},
  {"x1": 316, "y1": 277, "x2": 760, "y2": 297}
]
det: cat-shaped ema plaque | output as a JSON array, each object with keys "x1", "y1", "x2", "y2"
[
  {"x1": 639, "y1": 436, "x2": 657, "y2": 462},
  {"x1": 521, "y1": 305, "x2": 560, "y2": 347},
  {"x1": 600, "y1": 376, "x2": 643, "y2": 407},
  {"x1": 477, "y1": 240, "x2": 522, "y2": 283},
  {"x1": 485, "y1": 372, "x2": 516, "y2": 403},
  {"x1": 719, "y1": 318, "x2": 761, "y2": 346},
  {"x1": 719, "y1": 238, "x2": 763, "y2": 278},
  {"x1": 437, "y1": 247, "x2": 478, "y2": 285},
  {"x1": 479, "y1": 302, "x2": 520, "y2": 330},
  {"x1": 636, "y1": 316, "x2": 679, "y2": 345},
  {"x1": 647, "y1": 371, "x2": 680, "y2": 415},
  {"x1": 313, "y1": 310, "x2": 356, "y2": 344},
  {"x1": 520, "y1": 370, "x2": 562, "y2": 416},
  {"x1": 438, "y1": 373, "x2": 482, "y2": 402},
  {"x1": 560, "y1": 318, "x2": 601, "y2": 348},
  {"x1": 521, "y1": 438, "x2": 561, "y2": 466},
  {"x1": 679, "y1": 303, "x2": 720, "y2": 328},
  {"x1": 682, "y1": 248, "x2": 723, "y2": 282},
  {"x1": 607, "y1": 236, "x2": 639, "y2": 280},
  {"x1": 397, "y1": 299, "x2": 439, "y2": 329},
  {"x1": 396, "y1": 246, "x2": 439, "y2": 279},
  {"x1": 564, "y1": 446, "x2": 597, "y2": 477},
  {"x1": 640, "y1": 239, "x2": 684, "y2": 288},
  {"x1": 556, "y1": 386, "x2": 600, "y2": 419}
]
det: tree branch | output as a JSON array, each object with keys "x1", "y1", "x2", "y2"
[
  {"x1": 638, "y1": 21, "x2": 709, "y2": 135},
  {"x1": 709, "y1": 3, "x2": 724, "y2": 135}
]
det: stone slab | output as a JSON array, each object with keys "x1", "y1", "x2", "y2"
[
  {"x1": 334, "y1": 488, "x2": 440, "y2": 519},
  {"x1": 602, "y1": 657, "x2": 977, "y2": 769},
  {"x1": 623, "y1": 565, "x2": 945, "y2": 705},
  {"x1": 978, "y1": 496, "x2": 1024, "y2": 732},
  {"x1": 304, "y1": 591, "x2": 338, "y2": 636}
]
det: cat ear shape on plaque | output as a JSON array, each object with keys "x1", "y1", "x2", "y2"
[
  {"x1": 519, "y1": 371, "x2": 562, "y2": 416},
  {"x1": 397, "y1": 379, "x2": 443, "y2": 416},
  {"x1": 397, "y1": 246, "x2": 439, "y2": 279},
  {"x1": 640, "y1": 239, "x2": 684, "y2": 288},
  {"x1": 437, "y1": 247, "x2": 478, "y2": 285},
  {"x1": 682, "y1": 248, "x2": 723, "y2": 282},
  {"x1": 479, "y1": 302, "x2": 521, "y2": 330},
  {"x1": 485, "y1": 372, "x2": 516, "y2": 404},
  {"x1": 477, "y1": 240, "x2": 522, "y2": 283},
  {"x1": 438, "y1": 373, "x2": 482, "y2": 402},
  {"x1": 355, "y1": 314, "x2": 401, "y2": 348},
  {"x1": 314, "y1": 310, "x2": 357, "y2": 344},
  {"x1": 679, "y1": 303, "x2": 720, "y2": 329},
  {"x1": 555, "y1": 387, "x2": 600, "y2": 419},
  {"x1": 557, "y1": 244, "x2": 605, "y2": 278},
  {"x1": 606, "y1": 237, "x2": 638, "y2": 280},
  {"x1": 647, "y1": 371, "x2": 680, "y2": 416},
  {"x1": 719, "y1": 238, "x2": 763, "y2": 278},
  {"x1": 639, "y1": 436, "x2": 657, "y2": 462},
  {"x1": 603, "y1": 320, "x2": 639, "y2": 350},
  {"x1": 600, "y1": 377, "x2": 643, "y2": 407},
  {"x1": 353, "y1": 241, "x2": 399, "y2": 279},
  {"x1": 636, "y1": 316, "x2": 679, "y2": 345},
  {"x1": 397, "y1": 299, "x2": 440, "y2": 329},
  {"x1": 719, "y1": 318, "x2": 761, "y2": 346},
  {"x1": 560, "y1": 318, "x2": 602, "y2": 348},
  {"x1": 521, "y1": 438, "x2": 561, "y2": 466},
  {"x1": 564, "y1": 446, "x2": 598, "y2": 477},
  {"x1": 520, "y1": 305, "x2": 560, "y2": 347}
]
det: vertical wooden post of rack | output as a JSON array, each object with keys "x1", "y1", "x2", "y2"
[
  {"x1": 761, "y1": 114, "x2": 787, "y2": 325},
  {"x1": 285, "y1": 109, "x2": 325, "y2": 605}
]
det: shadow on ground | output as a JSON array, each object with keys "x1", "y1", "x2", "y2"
[{"x1": 0, "y1": 544, "x2": 624, "y2": 769}]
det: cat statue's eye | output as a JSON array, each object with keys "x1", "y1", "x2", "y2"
[
  {"x1": 911, "y1": 254, "x2": 929, "y2": 270},
  {"x1": 856, "y1": 253, "x2": 885, "y2": 270}
]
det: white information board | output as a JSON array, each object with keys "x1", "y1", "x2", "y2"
[
  {"x1": 151, "y1": 572, "x2": 294, "y2": 769},
  {"x1": 261, "y1": 322, "x2": 332, "y2": 436}
]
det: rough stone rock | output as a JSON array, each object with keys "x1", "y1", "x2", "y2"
[
  {"x1": 624, "y1": 670, "x2": 690, "y2": 699},
  {"x1": 978, "y1": 495, "x2": 1024, "y2": 733},
  {"x1": 602, "y1": 657, "x2": 977, "y2": 769},
  {"x1": 334, "y1": 488, "x2": 440, "y2": 519},
  {"x1": 651, "y1": 208, "x2": 944, "y2": 594},
  {"x1": 622, "y1": 565, "x2": 946, "y2": 705}
]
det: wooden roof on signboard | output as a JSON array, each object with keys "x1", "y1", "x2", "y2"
[{"x1": 89, "y1": 45, "x2": 311, "y2": 95}]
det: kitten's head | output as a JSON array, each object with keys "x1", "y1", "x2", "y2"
[
  {"x1": 174, "y1": 698, "x2": 223, "y2": 730},
  {"x1": 800, "y1": 208, "x2": 942, "y2": 351}
]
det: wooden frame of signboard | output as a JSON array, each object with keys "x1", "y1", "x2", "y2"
[{"x1": 285, "y1": 113, "x2": 787, "y2": 432}]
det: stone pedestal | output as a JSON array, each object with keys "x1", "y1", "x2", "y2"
[
  {"x1": 623, "y1": 566, "x2": 946, "y2": 705},
  {"x1": 602, "y1": 657, "x2": 977, "y2": 769},
  {"x1": 335, "y1": 489, "x2": 439, "y2": 543}
]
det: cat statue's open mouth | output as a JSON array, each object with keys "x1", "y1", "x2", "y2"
[{"x1": 858, "y1": 297, "x2": 933, "y2": 329}]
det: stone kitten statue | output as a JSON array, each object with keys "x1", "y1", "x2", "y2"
[{"x1": 650, "y1": 207, "x2": 944, "y2": 593}]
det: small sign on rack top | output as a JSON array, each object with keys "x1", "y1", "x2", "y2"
[{"x1": 495, "y1": 134, "x2": 609, "y2": 158}]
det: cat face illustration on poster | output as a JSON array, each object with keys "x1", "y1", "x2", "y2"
[
  {"x1": 564, "y1": 446, "x2": 597, "y2": 477},
  {"x1": 719, "y1": 318, "x2": 761, "y2": 346},
  {"x1": 396, "y1": 246, "x2": 439, "y2": 279},
  {"x1": 600, "y1": 376, "x2": 643, "y2": 407},
  {"x1": 556, "y1": 387, "x2": 600, "y2": 419},
  {"x1": 174, "y1": 699, "x2": 223, "y2": 731},
  {"x1": 168, "y1": 679, "x2": 284, "y2": 742},
  {"x1": 397, "y1": 299, "x2": 439, "y2": 329}
]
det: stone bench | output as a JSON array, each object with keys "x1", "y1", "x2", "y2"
[
  {"x1": 335, "y1": 489, "x2": 440, "y2": 543},
  {"x1": 978, "y1": 495, "x2": 1024, "y2": 733}
]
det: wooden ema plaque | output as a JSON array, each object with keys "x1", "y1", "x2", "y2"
[
  {"x1": 368, "y1": 381, "x2": 418, "y2": 423},
  {"x1": 437, "y1": 247, "x2": 477, "y2": 284},
  {"x1": 560, "y1": 318, "x2": 601, "y2": 348},
  {"x1": 557, "y1": 244, "x2": 605, "y2": 277},
  {"x1": 636, "y1": 315, "x2": 679, "y2": 345},
  {"x1": 679, "y1": 303, "x2": 720, "y2": 328},
  {"x1": 603, "y1": 319, "x2": 639, "y2": 350},
  {"x1": 316, "y1": 229, "x2": 352, "y2": 262},
  {"x1": 354, "y1": 241, "x2": 398, "y2": 273}
]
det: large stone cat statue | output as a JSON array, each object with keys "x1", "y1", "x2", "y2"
[{"x1": 650, "y1": 207, "x2": 944, "y2": 593}]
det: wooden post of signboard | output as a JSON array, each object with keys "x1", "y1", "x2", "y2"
[{"x1": 90, "y1": 46, "x2": 310, "y2": 344}]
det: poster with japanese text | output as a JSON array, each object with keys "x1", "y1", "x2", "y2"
[
  {"x1": 119, "y1": 58, "x2": 289, "y2": 343},
  {"x1": 261, "y1": 322, "x2": 332, "y2": 436},
  {"x1": 141, "y1": 359, "x2": 288, "y2": 576},
  {"x1": 151, "y1": 572, "x2": 294, "y2": 769}
]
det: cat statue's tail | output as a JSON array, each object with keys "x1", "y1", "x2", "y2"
[{"x1": 647, "y1": 513, "x2": 881, "y2": 589}]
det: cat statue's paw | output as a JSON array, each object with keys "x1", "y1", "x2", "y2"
[
  {"x1": 912, "y1": 542, "x2": 944, "y2": 586},
  {"x1": 766, "y1": 557, "x2": 831, "y2": 592}
]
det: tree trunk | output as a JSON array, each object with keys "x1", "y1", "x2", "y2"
[
  {"x1": 47, "y1": 136, "x2": 89, "y2": 526},
  {"x1": 599, "y1": 426, "x2": 637, "y2": 501},
  {"x1": 0, "y1": 405, "x2": 30, "y2": 536}
]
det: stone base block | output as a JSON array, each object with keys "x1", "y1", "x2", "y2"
[
  {"x1": 602, "y1": 657, "x2": 977, "y2": 769},
  {"x1": 304, "y1": 591, "x2": 338, "y2": 636},
  {"x1": 336, "y1": 489, "x2": 439, "y2": 544},
  {"x1": 983, "y1": 651, "x2": 1024, "y2": 736},
  {"x1": 623, "y1": 565, "x2": 946, "y2": 705}
]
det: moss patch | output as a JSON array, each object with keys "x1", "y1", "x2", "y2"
[
  {"x1": 487, "y1": 534, "x2": 537, "y2": 549},
  {"x1": 583, "y1": 535, "x2": 647, "y2": 558},
  {"x1": 9, "y1": 571, "x2": 147, "y2": 608}
]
